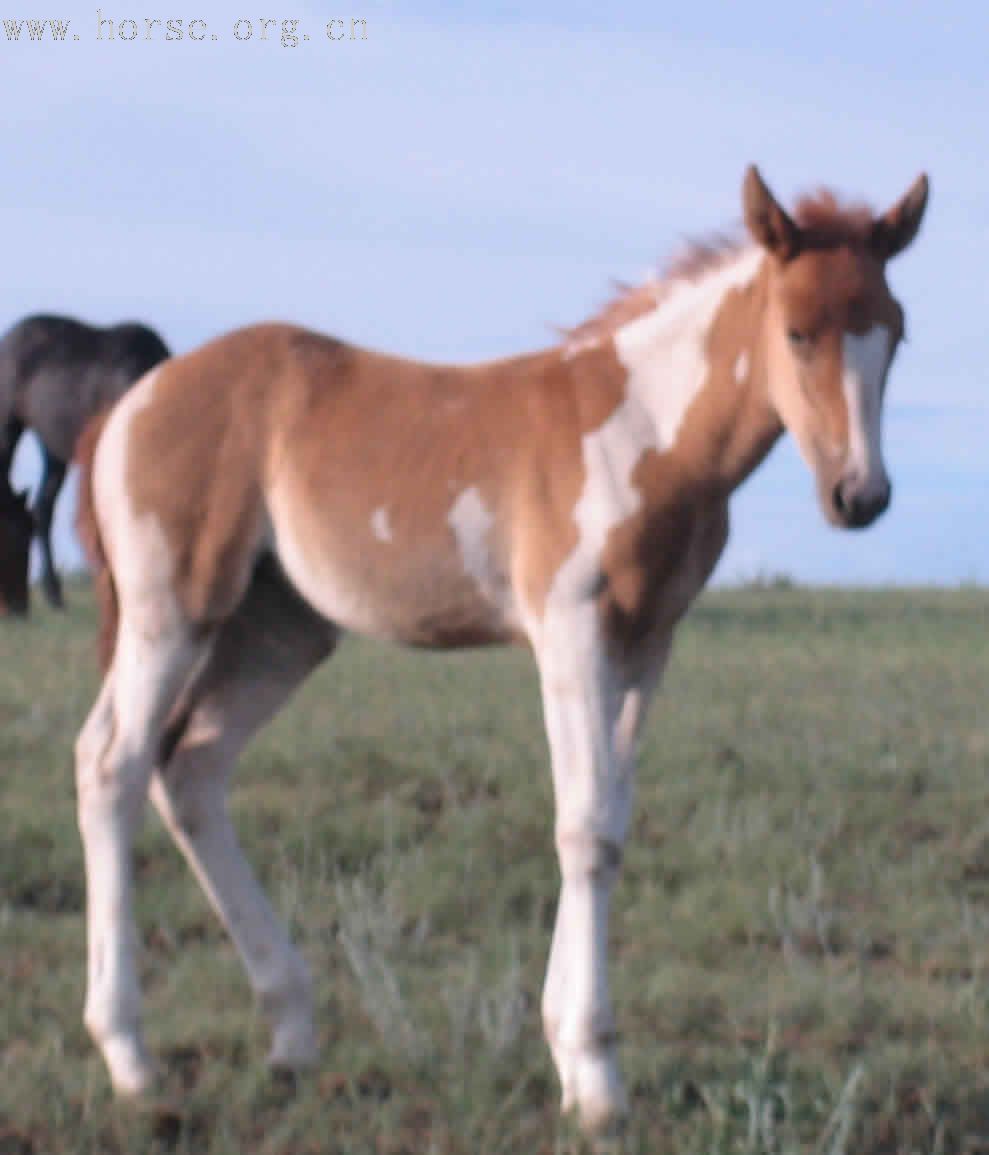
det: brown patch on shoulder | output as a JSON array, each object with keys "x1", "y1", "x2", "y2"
[
  {"x1": 599, "y1": 264, "x2": 780, "y2": 646},
  {"x1": 512, "y1": 342, "x2": 629, "y2": 620}
]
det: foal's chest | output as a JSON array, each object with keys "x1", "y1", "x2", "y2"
[{"x1": 599, "y1": 494, "x2": 730, "y2": 645}]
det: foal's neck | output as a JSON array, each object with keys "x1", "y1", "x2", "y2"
[{"x1": 612, "y1": 248, "x2": 783, "y2": 496}]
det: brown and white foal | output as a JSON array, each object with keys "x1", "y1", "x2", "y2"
[{"x1": 74, "y1": 166, "x2": 928, "y2": 1132}]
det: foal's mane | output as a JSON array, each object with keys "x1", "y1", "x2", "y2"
[{"x1": 564, "y1": 190, "x2": 875, "y2": 348}]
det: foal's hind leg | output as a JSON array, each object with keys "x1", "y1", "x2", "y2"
[
  {"x1": 149, "y1": 564, "x2": 336, "y2": 1072},
  {"x1": 34, "y1": 447, "x2": 66, "y2": 607},
  {"x1": 75, "y1": 617, "x2": 208, "y2": 1094}
]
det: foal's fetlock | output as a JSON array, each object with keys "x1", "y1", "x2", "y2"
[{"x1": 260, "y1": 962, "x2": 317, "y2": 1071}]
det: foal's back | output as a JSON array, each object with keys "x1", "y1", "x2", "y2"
[{"x1": 95, "y1": 320, "x2": 620, "y2": 648}]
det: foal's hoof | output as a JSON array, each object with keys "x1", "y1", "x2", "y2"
[
  {"x1": 267, "y1": 1022, "x2": 319, "y2": 1073},
  {"x1": 561, "y1": 1050, "x2": 628, "y2": 1139},
  {"x1": 101, "y1": 1035, "x2": 156, "y2": 1097}
]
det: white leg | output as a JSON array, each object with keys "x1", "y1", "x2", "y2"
[
  {"x1": 150, "y1": 739, "x2": 317, "y2": 1069},
  {"x1": 75, "y1": 621, "x2": 205, "y2": 1095},
  {"x1": 537, "y1": 605, "x2": 668, "y2": 1132},
  {"x1": 150, "y1": 565, "x2": 335, "y2": 1070}
]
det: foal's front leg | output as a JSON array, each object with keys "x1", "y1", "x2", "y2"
[{"x1": 536, "y1": 603, "x2": 663, "y2": 1133}]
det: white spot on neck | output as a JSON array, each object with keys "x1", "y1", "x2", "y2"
[
  {"x1": 546, "y1": 397, "x2": 656, "y2": 606},
  {"x1": 734, "y1": 350, "x2": 750, "y2": 383},
  {"x1": 371, "y1": 507, "x2": 393, "y2": 543},
  {"x1": 614, "y1": 247, "x2": 763, "y2": 449}
]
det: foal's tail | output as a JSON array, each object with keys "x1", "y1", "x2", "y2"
[{"x1": 75, "y1": 410, "x2": 118, "y2": 672}]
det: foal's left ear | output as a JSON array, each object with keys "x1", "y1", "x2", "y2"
[{"x1": 870, "y1": 173, "x2": 930, "y2": 261}]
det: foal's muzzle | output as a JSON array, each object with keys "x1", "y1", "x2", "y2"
[{"x1": 831, "y1": 476, "x2": 892, "y2": 529}]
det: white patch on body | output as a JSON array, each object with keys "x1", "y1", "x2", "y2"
[
  {"x1": 562, "y1": 335, "x2": 599, "y2": 361},
  {"x1": 842, "y1": 326, "x2": 891, "y2": 501},
  {"x1": 446, "y1": 485, "x2": 516, "y2": 620},
  {"x1": 734, "y1": 350, "x2": 750, "y2": 383},
  {"x1": 545, "y1": 399, "x2": 656, "y2": 608},
  {"x1": 371, "y1": 507, "x2": 393, "y2": 543},
  {"x1": 613, "y1": 247, "x2": 763, "y2": 449},
  {"x1": 448, "y1": 486, "x2": 495, "y2": 583},
  {"x1": 537, "y1": 249, "x2": 763, "y2": 617}
]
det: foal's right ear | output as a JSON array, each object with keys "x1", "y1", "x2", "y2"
[{"x1": 743, "y1": 165, "x2": 802, "y2": 261}]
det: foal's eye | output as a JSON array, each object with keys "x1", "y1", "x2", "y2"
[{"x1": 787, "y1": 328, "x2": 814, "y2": 354}]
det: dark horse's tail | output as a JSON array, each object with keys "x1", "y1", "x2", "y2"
[{"x1": 75, "y1": 410, "x2": 118, "y2": 671}]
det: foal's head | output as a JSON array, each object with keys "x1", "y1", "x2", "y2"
[
  {"x1": 744, "y1": 166, "x2": 928, "y2": 529},
  {"x1": 0, "y1": 487, "x2": 32, "y2": 616}
]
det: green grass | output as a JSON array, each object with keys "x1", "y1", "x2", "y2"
[{"x1": 2, "y1": 584, "x2": 989, "y2": 1153}]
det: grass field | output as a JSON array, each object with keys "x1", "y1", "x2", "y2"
[{"x1": 2, "y1": 583, "x2": 989, "y2": 1154}]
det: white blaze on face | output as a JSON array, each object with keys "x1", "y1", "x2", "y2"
[
  {"x1": 371, "y1": 506, "x2": 393, "y2": 543},
  {"x1": 734, "y1": 350, "x2": 750, "y2": 383},
  {"x1": 842, "y1": 326, "x2": 891, "y2": 500},
  {"x1": 613, "y1": 247, "x2": 763, "y2": 449}
]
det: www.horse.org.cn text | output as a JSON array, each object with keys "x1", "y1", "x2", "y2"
[{"x1": 1, "y1": 13, "x2": 369, "y2": 45}]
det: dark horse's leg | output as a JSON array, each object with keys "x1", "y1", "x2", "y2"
[
  {"x1": 35, "y1": 446, "x2": 67, "y2": 608},
  {"x1": 0, "y1": 416, "x2": 24, "y2": 481}
]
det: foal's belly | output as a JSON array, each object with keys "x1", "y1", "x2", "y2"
[{"x1": 266, "y1": 485, "x2": 521, "y2": 649}]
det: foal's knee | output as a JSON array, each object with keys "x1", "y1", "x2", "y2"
[
  {"x1": 76, "y1": 718, "x2": 154, "y2": 837},
  {"x1": 556, "y1": 830, "x2": 624, "y2": 883}
]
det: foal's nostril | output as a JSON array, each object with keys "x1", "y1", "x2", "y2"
[{"x1": 833, "y1": 478, "x2": 891, "y2": 527}]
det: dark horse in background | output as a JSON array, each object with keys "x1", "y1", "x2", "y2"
[
  {"x1": 0, "y1": 315, "x2": 170, "y2": 611},
  {"x1": 0, "y1": 483, "x2": 33, "y2": 615}
]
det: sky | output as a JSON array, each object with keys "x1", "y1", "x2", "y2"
[{"x1": 1, "y1": 1, "x2": 986, "y2": 585}]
